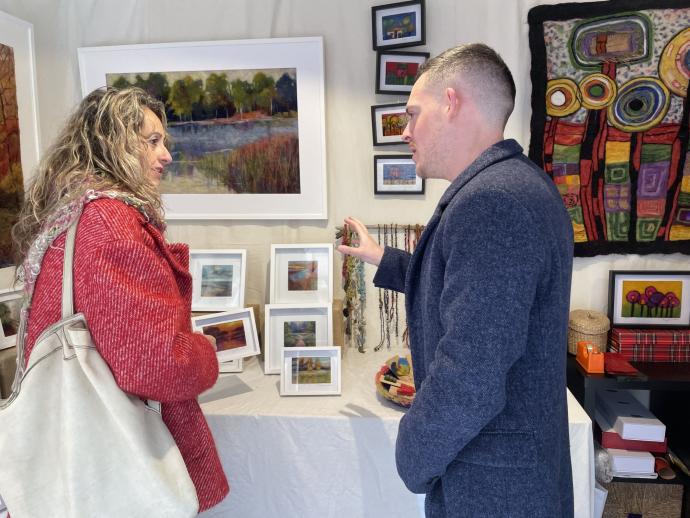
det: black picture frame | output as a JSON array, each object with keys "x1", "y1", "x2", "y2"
[
  {"x1": 371, "y1": 0, "x2": 426, "y2": 51},
  {"x1": 371, "y1": 103, "x2": 409, "y2": 146},
  {"x1": 373, "y1": 154, "x2": 424, "y2": 195},
  {"x1": 608, "y1": 270, "x2": 690, "y2": 329},
  {"x1": 375, "y1": 50, "x2": 429, "y2": 94}
]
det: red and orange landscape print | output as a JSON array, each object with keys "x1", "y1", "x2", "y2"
[
  {"x1": 0, "y1": 43, "x2": 24, "y2": 267},
  {"x1": 201, "y1": 320, "x2": 247, "y2": 351},
  {"x1": 107, "y1": 67, "x2": 299, "y2": 195}
]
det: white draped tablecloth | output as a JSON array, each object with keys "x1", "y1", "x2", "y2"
[{"x1": 199, "y1": 348, "x2": 594, "y2": 518}]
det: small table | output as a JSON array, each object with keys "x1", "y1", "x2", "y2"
[{"x1": 199, "y1": 349, "x2": 594, "y2": 518}]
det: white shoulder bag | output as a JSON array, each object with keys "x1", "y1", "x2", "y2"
[{"x1": 0, "y1": 220, "x2": 199, "y2": 517}]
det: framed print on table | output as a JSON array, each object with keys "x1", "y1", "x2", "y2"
[
  {"x1": 371, "y1": 103, "x2": 409, "y2": 146},
  {"x1": 372, "y1": 0, "x2": 425, "y2": 51},
  {"x1": 280, "y1": 346, "x2": 341, "y2": 396},
  {"x1": 608, "y1": 270, "x2": 690, "y2": 328},
  {"x1": 192, "y1": 307, "x2": 260, "y2": 363},
  {"x1": 190, "y1": 249, "x2": 246, "y2": 311},
  {"x1": 0, "y1": 11, "x2": 40, "y2": 268},
  {"x1": 77, "y1": 37, "x2": 327, "y2": 220},
  {"x1": 0, "y1": 288, "x2": 23, "y2": 350},
  {"x1": 219, "y1": 358, "x2": 243, "y2": 373},
  {"x1": 270, "y1": 244, "x2": 333, "y2": 304},
  {"x1": 374, "y1": 154, "x2": 424, "y2": 194},
  {"x1": 376, "y1": 50, "x2": 429, "y2": 94},
  {"x1": 263, "y1": 303, "x2": 333, "y2": 374}
]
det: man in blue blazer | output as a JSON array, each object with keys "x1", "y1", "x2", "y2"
[{"x1": 339, "y1": 44, "x2": 574, "y2": 517}]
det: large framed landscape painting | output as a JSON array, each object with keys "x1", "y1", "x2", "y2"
[
  {"x1": 0, "y1": 11, "x2": 40, "y2": 268},
  {"x1": 77, "y1": 37, "x2": 326, "y2": 220},
  {"x1": 529, "y1": 0, "x2": 690, "y2": 256}
]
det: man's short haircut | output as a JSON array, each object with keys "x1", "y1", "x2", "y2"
[{"x1": 417, "y1": 43, "x2": 516, "y2": 128}]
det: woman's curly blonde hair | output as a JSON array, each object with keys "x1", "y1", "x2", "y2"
[{"x1": 12, "y1": 86, "x2": 168, "y2": 263}]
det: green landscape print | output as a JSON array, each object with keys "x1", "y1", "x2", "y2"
[
  {"x1": 107, "y1": 68, "x2": 299, "y2": 195},
  {"x1": 284, "y1": 320, "x2": 316, "y2": 347},
  {"x1": 292, "y1": 356, "x2": 331, "y2": 384}
]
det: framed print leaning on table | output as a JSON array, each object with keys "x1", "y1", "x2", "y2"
[
  {"x1": 608, "y1": 270, "x2": 690, "y2": 328},
  {"x1": 77, "y1": 37, "x2": 327, "y2": 220},
  {"x1": 270, "y1": 244, "x2": 333, "y2": 304},
  {"x1": 190, "y1": 249, "x2": 246, "y2": 311},
  {"x1": 192, "y1": 307, "x2": 260, "y2": 363},
  {"x1": 263, "y1": 303, "x2": 333, "y2": 375},
  {"x1": 280, "y1": 346, "x2": 341, "y2": 396}
]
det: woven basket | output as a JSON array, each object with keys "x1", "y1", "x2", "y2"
[
  {"x1": 568, "y1": 309, "x2": 610, "y2": 355},
  {"x1": 375, "y1": 354, "x2": 415, "y2": 407}
]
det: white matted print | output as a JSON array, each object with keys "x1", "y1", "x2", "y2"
[
  {"x1": 270, "y1": 244, "x2": 333, "y2": 304},
  {"x1": 192, "y1": 308, "x2": 259, "y2": 363},
  {"x1": 280, "y1": 346, "x2": 341, "y2": 396},
  {"x1": 263, "y1": 303, "x2": 332, "y2": 374},
  {"x1": 0, "y1": 288, "x2": 22, "y2": 350},
  {"x1": 77, "y1": 37, "x2": 327, "y2": 220},
  {"x1": 219, "y1": 358, "x2": 243, "y2": 373},
  {"x1": 190, "y1": 249, "x2": 246, "y2": 311}
]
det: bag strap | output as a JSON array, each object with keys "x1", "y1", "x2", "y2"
[
  {"x1": 5, "y1": 220, "x2": 78, "y2": 402},
  {"x1": 61, "y1": 220, "x2": 78, "y2": 319}
]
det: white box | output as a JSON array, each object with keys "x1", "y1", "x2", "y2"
[
  {"x1": 593, "y1": 482, "x2": 607, "y2": 518},
  {"x1": 596, "y1": 388, "x2": 666, "y2": 442},
  {"x1": 607, "y1": 448, "x2": 655, "y2": 474}
]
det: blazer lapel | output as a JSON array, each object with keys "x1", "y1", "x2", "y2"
[{"x1": 403, "y1": 139, "x2": 524, "y2": 309}]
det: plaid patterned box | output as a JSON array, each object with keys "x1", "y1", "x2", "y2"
[{"x1": 609, "y1": 328, "x2": 690, "y2": 362}]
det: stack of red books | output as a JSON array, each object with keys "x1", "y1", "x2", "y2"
[{"x1": 609, "y1": 328, "x2": 690, "y2": 362}]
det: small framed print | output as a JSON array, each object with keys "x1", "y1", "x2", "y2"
[
  {"x1": 263, "y1": 303, "x2": 333, "y2": 375},
  {"x1": 374, "y1": 154, "x2": 424, "y2": 195},
  {"x1": 371, "y1": 103, "x2": 409, "y2": 146},
  {"x1": 608, "y1": 270, "x2": 690, "y2": 328},
  {"x1": 192, "y1": 307, "x2": 260, "y2": 362},
  {"x1": 280, "y1": 346, "x2": 341, "y2": 396},
  {"x1": 376, "y1": 50, "x2": 429, "y2": 94},
  {"x1": 372, "y1": 0, "x2": 425, "y2": 51},
  {"x1": 0, "y1": 288, "x2": 23, "y2": 350},
  {"x1": 270, "y1": 244, "x2": 333, "y2": 304},
  {"x1": 190, "y1": 249, "x2": 246, "y2": 311},
  {"x1": 219, "y1": 358, "x2": 243, "y2": 373}
]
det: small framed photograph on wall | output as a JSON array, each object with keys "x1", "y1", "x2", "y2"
[
  {"x1": 263, "y1": 303, "x2": 333, "y2": 374},
  {"x1": 376, "y1": 50, "x2": 429, "y2": 94},
  {"x1": 608, "y1": 270, "x2": 690, "y2": 328},
  {"x1": 0, "y1": 288, "x2": 23, "y2": 350},
  {"x1": 280, "y1": 346, "x2": 341, "y2": 396},
  {"x1": 270, "y1": 244, "x2": 333, "y2": 304},
  {"x1": 192, "y1": 307, "x2": 260, "y2": 363},
  {"x1": 372, "y1": 0, "x2": 425, "y2": 51},
  {"x1": 190, "y1": 249, "x2": 246, "y2": 311},
  {"x1": 374, "y1": 154, "x2": 424, "y2": 195},
  {"x1": 371, "y1": 103, "x2": 409, "y2": 146}
]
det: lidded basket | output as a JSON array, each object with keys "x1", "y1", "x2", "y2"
[{"x1": 568, "y1": 309, "x2": 610, "y2": 355}]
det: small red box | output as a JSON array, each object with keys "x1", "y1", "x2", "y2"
[{"x1": 609, "y1": 328, "x2": 690, "y2": 362}]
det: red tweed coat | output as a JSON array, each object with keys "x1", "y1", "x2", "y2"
[{"x1": 24, "y1": 198, "x2": 229, "y2": 512}]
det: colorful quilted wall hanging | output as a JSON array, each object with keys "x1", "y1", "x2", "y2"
[{"x1": 529, "y1": 0, "x2": 690, "y2": 256}]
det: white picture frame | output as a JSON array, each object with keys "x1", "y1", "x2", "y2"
[
  {"x1": 77, "y1": 37, "x2": 327, "y2": 220},
  {"x1": 219, "y1": 358, "x2": 243, "y2": 373},
  {"x1": 263, "y1": 303, "x2": 333, "y2": 375},
  {"x1": 190, "y1": 249, "x2": 246, "y2": 311},
  {"x1": 0, "y1": 11, "x2": 41, "y2": 269},
  {"x1": 280, "y1": 346, "x2": 341, "y2": 396},
  {"x1": 270, "y1": 244, "x2": 333, "y2": 304},
  {"x1": 0, "y1": 288, "x2": 23, "y2": 350},
  {"x1": 191, "y1": 307, "x2": 260, "y2": 363}
]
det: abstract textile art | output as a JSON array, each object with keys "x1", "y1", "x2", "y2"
[{"x1": 529, "y1": 0, "x2": 690, "y2": 256}]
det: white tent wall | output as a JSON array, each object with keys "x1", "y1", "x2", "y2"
[{"x1": 0, "y1": 0, "x2": 687, "y2": 333}]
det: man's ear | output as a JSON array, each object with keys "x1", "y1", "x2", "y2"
[{"x1": 445, "y1": 87, "x2": 460, "y2": 118}]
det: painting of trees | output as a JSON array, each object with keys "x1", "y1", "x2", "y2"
[
  {"x1": 0, "y1": 43, "x2": 24, "y2": 267},
  {"x1": 107, "y1": 67, "x2": 299, "y2": 195}
]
